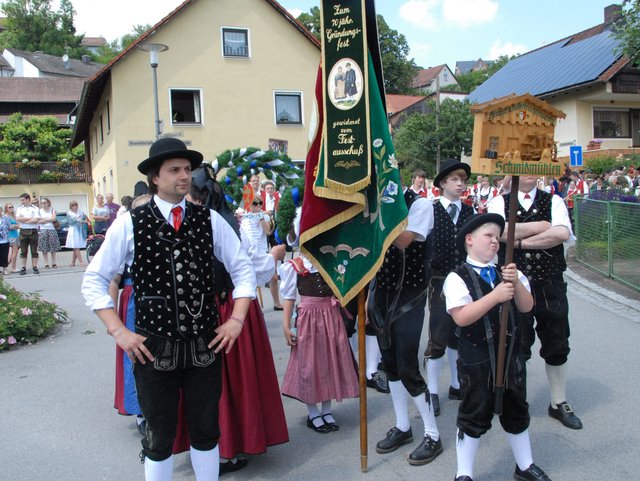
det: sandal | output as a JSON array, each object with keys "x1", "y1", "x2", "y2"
[
  {"x1": 322, "y1": 414, "x2": 340, "y2": 431},
  {"x1": 306, "y1": 416, "x2": 331, "y2": 434},
  {"x1": 52, "y1": 264, "x2": 57, "y2": 269},
  {"x1": 44, "y1": 265, "x2": 50, "y2": 269}
]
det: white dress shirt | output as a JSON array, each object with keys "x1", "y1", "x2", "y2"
[
  {"x1": 406, "y1": 197, "x2": 435, "y2": 242},
  {"x1": 82, "y1": 195, "x2": 256, "y2": 311},
  {"x1": 437, "y1": 197, "x2": 463, "y2": 224}
]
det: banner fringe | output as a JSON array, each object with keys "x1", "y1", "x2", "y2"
[
  {"x1": 324, "y1": 177, "x2": 372, "y2": 198},
  {"x1": 299, "y1": 203, "x2": 362, "y2": 247}
]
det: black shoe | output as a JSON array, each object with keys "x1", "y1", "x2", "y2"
[
  {"x1": 430, "y1": 393, "x2": 441, "y2": 416},
  {"x1": 366, "y1": 372, "x2": 390, "y2": 394},
  {"x1": 375, "y1": 426, "x2": 413, "y2": 454},
  {"x1": 408, "y1": 435, "x2": 443, "y2": 466},
  {"x1": 220, "y1": 458, "x2": 248, "y2": 476},
  {"x1": 448, "y1": 386, "x2": 461, "y2": 400},
  {"x1": 548, "y1": 402, "x2": 582, "y2": 429},
  {"x1": 322, "y1": 414, "x2": 340, "y2": 431},
  {"x1": 514, "y1": 463, "x2": 552, "y2": 481},
  {"x1": 19, "y1": 268, "x2": 26, "y2": 276},
  {"x1": 33, "y1": 267, "x2": 39, "y2": 274},
  {"x1": 455, "y1": 476, "x2": 474, "y2": 481},
  {"x1": 307, "y1": 416, "x2": 331, "y2": 433},
  {"x1": 137, "y1": 419, "x2": 147, "y2": 436},
  {"x1": 274, "y1": 306, "x2": 284, "y2": 311}
]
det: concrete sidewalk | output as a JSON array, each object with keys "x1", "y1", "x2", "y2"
[{"x1": 1, "y1": 265, "x2": 639, "y2": 480}]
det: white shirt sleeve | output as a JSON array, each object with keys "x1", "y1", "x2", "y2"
[
  {"x1": 443, "y1": 272, "x2": 473, "y2": 313},
  {"x1": 82, "y1": 213, "x2": 134, "y2": 311},
  {"x1": 487, "y1": 195, "x2": 506, "y2": 218},
  {"x1": 406, "y1": 198, "x2": 434, "y2": 242},
  {"x1": 550, "y1": 194, "x2": 572, "y2": 232},
  {"x1": 278, "y1": 261, "x2": 298, "y2": 300},
  {"x1": 211, "y1": 210, "x2": 256, "y2": 299}
]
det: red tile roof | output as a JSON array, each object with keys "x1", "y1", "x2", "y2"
[
  {"x1": 411, "y1": 65, "x2": 445, "y2": 88},
  {"x1": 386, "y1": 94, "x2": 426, "y2": 115},
  {"x1": 0, "y1": 77, "x2": 85, "y2": 102}
]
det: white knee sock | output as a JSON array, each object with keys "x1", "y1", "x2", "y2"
[
  {"x1": 365, "y1": 335, "x2": 381, "y2": 379},
  {"x1": 144, "y1": 455, "x2": 174, "y2": 481},
  {"x1": 321, "y1": 400, "x2": 336, "y2": 423},
  {"x1": 190, "y1": 445, "x2": 219, "y2": 481},
  {"x1": 411, "y1": 393, "x2": 439, "y2": 439},
  {"x1": 388, "y1": 380, "x2": 410, "y2": 432},
  {"x1": 306, "y1": 403, "x2": 321, "y2": 419},
  {"x1": 545, "y1": 363, "x2": 568, "y2": 407},
  {"x1": 427, "y1": 357, "x2": 444, "y2": 395},
  {"x1": 456, "y1": 429, "x2": 480, "y2": 478},
  {"x1": 447, "y1": 348, "x2": 460, "y2": 389},
  {"x1": 506, "y1": 430, "x2": 533, "y2": 472}
]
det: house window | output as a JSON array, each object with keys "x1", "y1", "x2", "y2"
[
  {"x1": 106, "y1": 100, "x2": 111, "y2": 132},
  {"x1": 443, "y1": 72, "x2": 448, "y2": 82},
  {"x1": 94, "y1": 127, "x2": 98, "y2": 153},
  {"x1": 222, "y1": 28, "x2": 249, "y2": 58},
  {"x1": 593, "y1": 109, "x2": 631, "y2": 138},
  {"x1": 99, "y1": 115, "x2": 104, "y2": 144},
  {"x1": 274, "y1": 92, "x2": 302, "y2": 125},
  {"x1": 170, "y1": 89, "x2": 203, "y2": 125}
]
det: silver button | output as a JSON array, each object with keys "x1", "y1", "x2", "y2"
[
  {"x1": 179, "y1": 301, "x2": 185, "y2": 307},
  {"x1": 176, "y1": 263, "x2": 183, "y2": 270},
  {"x1": 180, "y1": 325, "x2": 187, "y2": 332},
  {"x1": 177, "y1": 288, "x2": 184, "y2": 295},
  {"x1": 179, "y1": 314, "x2": 186, "y2": 320}
]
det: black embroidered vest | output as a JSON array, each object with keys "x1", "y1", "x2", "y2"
[
  {"x1": 499, "y1": 189, "x2": 566, "y2": 282},
  {"x1": 428, "y1": 201, "x2": 474, "y2": 276},
  {"x1": 376, "y1": 193, "x2": 429, "y2": 290},
  {"x1": 130, "y1": 200, "x2": 219, "y2": 341}
]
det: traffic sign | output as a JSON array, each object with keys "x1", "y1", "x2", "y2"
[{"x1": 570, "y1": 145, "x2": 583, "y2": 167}]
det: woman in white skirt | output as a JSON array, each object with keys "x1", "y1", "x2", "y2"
[
  {"x1": 37, "y1": 198, "x2": 60, "y2": 268},
  {"x1": 65, "y1": 200, "x2": 89, "y2": 267}
]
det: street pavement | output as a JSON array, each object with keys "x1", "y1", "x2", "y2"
[{"x1": 1, "y1": 253, "x2": 640, "y2": 481}]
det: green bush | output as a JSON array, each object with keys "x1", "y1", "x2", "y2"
[{"x1": 0, "y1": 279, "x2": 67, "y2": 351}]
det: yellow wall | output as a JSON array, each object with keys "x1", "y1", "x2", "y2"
[{"x1": 86, "y1": 0, "x2": 320, "y2": 200}]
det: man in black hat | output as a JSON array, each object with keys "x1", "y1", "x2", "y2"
[
  {"x1": 424, "y1": 159, "x2": 474, "y2": 416},
  {"x1": 82, "y1": 138, "x2": 256, "y2": 481},
  {"x1": 488, "y1": 174, "x2": 582, "y2": 430}
]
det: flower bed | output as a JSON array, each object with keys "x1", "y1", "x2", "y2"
[{"x1": 0, "y1": 279, "x2": 67, "y2": 352}]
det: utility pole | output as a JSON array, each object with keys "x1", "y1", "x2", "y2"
[{"x1": 435, "y1": 74, "x2": 441, "y2": 173}]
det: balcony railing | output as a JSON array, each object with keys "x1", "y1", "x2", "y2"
[{"x1": 0, "y1": 161, "x2": 92, "y2": 185}]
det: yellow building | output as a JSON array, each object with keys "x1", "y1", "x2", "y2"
[{"x1": 71, "y1": 0, "x2": 320, "y2": 201}]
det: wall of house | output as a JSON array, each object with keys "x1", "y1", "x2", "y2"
[{"x1": 87, "y1": 0, "x2": 320, "y2": 200}]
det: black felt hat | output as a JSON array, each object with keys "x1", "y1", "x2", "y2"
[
  {"x1": 433, "y1": 158, "x2": 471, "y2": 188},
  {"x1": 456, "y1": 213, "x2": 505, "y2": 252},
  {"x1": 137, "y1": 138, "x2": 203, "y2": 175}
]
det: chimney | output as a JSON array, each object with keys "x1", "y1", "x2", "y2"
[
  {"x1": 81, "y1": 54, "x2": 91, "y2": 64},
  {"x1": 604, "y1": 4, "x2": 622, "y2": 25}
]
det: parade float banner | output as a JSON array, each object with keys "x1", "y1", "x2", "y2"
[
  {"x1": 470, "y1": 93, "x2": 566, "y2": 177},
  {"x1": 300, "y1": 0, "x2": 407, "y2": 305}
]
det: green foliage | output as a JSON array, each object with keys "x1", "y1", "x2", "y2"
[
  {"x1": 0, "y1": 279, "x2": 67, "y2": 352},
  {"x1": 275, "y1": 180, "x2": 304, "y2": 243},
  {"x1": 614, "y1": 0, "x2": 640, "y2": 65},
  {"x1": 295, "y1": 7, "x2": 416, "y2": 94},
  {"x1": 0, "y1": 113, "x2": 76, "y2": 163},
  {"x1": 394, "y1": 99, "x2": 474, "y2": 177},
  {"x1": 91, "y1": 24, "x2": 151, "y2": 64},
  {"x1": 454, "y1": 55, "x2": 514, "y2": 93},
  {"x1": 0, "y1": 0, "x2": 89, "y2": 57},
  {"x1": 585, "y1": 154, "x2": 638, "y2": 174},
  {"x1": 216, "y1": 147, "x2": 303, "y2": 205}
]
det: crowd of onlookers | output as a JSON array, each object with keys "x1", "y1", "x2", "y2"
[{"x1": 0, "y1": 193, "x2": 121, "y2": 276}]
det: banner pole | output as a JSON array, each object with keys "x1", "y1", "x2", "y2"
[{"x1": 357, "y1": 287, "x2": 368, "y2": 472}]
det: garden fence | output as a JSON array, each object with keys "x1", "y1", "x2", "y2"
[{"x1": 575, "y1": 197, "x2": 640, "y2": 292}]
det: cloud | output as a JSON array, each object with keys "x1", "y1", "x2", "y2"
[
  {"x1": 409, "y1": 41, "x2": 433, "y2": 65},
  {"x1": 489, "y1": 39, "x2": 527, "y2": 59},
  {"x1": 442, "y1": 0, "x2": 498, "y2": 27},
  {"x1": 287, "y1": 8, "x2": 302, "y2": 18},
  {"x1": 399, "y1": 0, "x2": 440, "y2": 30}
]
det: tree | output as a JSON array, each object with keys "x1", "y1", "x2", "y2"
[
  {"x1": 0, "y1": 0, "x2": 88, "y2": 58},
  {"x1": 91, "y1": 24, "x2": 151, "y2": 64},
  {"x1": 615, "y1": 0, "x2": 640, "y2": 65},
  {"x1": 451, "y1": 55, "x2": 514, "y2": 94},
  {"x1": 393, "y1": 99, "x2": 474, "y2": 177},
  {"x1": 0, "y1": 113, "x2": 80, "y2": 163},
  {"x1": 295, "y1": 7, "x2": 416, "y2": 94}
]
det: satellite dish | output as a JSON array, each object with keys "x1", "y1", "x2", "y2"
[{"x1": 62, "y1": 54, "x2": 70, "y2": 70}]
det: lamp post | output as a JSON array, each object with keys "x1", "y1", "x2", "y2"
[{"x1": 138, "y1": 43, "x2": 169, "y2": 139}]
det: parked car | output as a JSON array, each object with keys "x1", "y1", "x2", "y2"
[{"x1": 56, "y1": 213, "x2": 92, "y2": 247}]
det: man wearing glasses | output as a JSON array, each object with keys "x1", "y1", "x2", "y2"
[{"x1": 15, "y1": 193, "x2": 40, "y2": 275}]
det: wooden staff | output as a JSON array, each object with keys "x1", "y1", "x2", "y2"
[
  {"x1": 494, "y1": 175, "x2": 519, "y2": 415},
  {"x1": 357, "y1": 287, "x2": 368, "y2": 472}
]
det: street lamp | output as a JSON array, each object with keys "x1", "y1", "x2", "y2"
[{"x1": 138, "y1": 43, "x2": 169, "y2": 139}]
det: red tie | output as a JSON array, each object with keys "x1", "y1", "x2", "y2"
[
  {"x1": 171, "y1": 206, "x2": 182, "y2": 232},
  {"x1": 524, "y1": 193, "x2": 531, "y2": 200}
]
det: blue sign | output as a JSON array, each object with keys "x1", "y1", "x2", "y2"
[{"x1": 570, "y1": 146, "x2": 583, "y2": 167}]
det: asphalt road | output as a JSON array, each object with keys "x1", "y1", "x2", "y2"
[{"x1": 1, "y1": 258, "x2": 639, "y2": 481}]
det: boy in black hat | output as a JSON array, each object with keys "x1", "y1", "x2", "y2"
[
  {"x1": 443, "y1": 214, "x2": 551, "y2": 481},
  {"x1": 82, "y1": 138, "x2": 256, "y2": 481},
  {"x1": 424, "y1": 159, "x2": 474, "y2": 416}
]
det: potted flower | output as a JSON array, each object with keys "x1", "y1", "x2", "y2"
[
  {"x1": 0, "y1": 172, "x2": 18, "y2": 184},
  {"x1": 15, "y1": 158, "x2": 42, "y2": 169}
]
